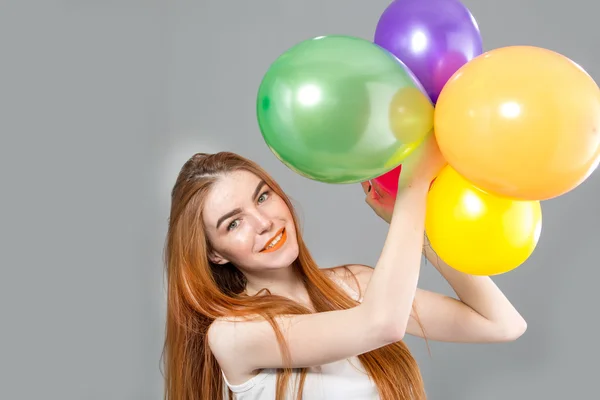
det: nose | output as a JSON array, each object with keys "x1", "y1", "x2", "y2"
[{"x1": 252, "y1": 210, "x2": 273, "y2": 234}]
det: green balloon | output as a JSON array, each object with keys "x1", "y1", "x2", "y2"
[{"x1": 257, "y1": 35, "x2": 433, "y2": 184}]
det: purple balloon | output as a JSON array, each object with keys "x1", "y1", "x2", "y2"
[{"x1": 374, "y1": 0, "x2": 482, "y2": 103}]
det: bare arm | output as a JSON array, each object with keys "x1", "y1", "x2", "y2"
[
  {"x1": 416, "y1": 239, "x2": 527, "y2": 342},
  {"x1": 208, "y1": 182, "x2": 431, "y2": 374},
  {"x1": 333, "y1": 262, "x2": 526, "y2": 343}
]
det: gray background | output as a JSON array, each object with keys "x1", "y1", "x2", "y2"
[{"x1": 1, "y1": 0, "x2": 597, "y2": 399}]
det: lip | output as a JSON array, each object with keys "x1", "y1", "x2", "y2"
[{"x1": 260, "y1": 228, "x2": 287, "y2": 253}]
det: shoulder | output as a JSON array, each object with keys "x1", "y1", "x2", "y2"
[
  {"x1": 207, "y1": 315, "x2": 272, "y2": 383},
  {"x1": 207, "y1": 316, "x2": 240, "y2": 359},
  {"x1": 207, "y1": 315, "x2": 260, "y2": 364},
  {"x1": 323, "y1": 264, "x2": 374, "y2": 296}
]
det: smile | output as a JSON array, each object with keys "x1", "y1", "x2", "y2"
[{"x1": 260, "y1": 228, "x2": 287, "y2": 253}]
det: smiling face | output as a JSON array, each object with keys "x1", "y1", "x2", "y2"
[{"x1": 202, "y1": 169, "x2": 299, "y2": 272}]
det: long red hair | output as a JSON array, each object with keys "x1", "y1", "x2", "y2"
[{"x1": 161, "y1": 151, "x2": 427, "y2": 399}]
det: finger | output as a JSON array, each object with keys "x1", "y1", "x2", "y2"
[
  {"x1": 371, "y1": 180, "x2": 386, "y2": 199},
  {"x1": 368, "y1": 182, "x2": 382, "y2": 201},
  {"x1": 360, "y1": 181, "x2": 371, "y2": 195},
  {"x1": 364, "y1": 193, "x2": 377, "y2": 207}
]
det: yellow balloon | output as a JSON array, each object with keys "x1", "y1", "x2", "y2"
[{"x1": 425, "y1": 165, "x2": 542, "y2": 276}]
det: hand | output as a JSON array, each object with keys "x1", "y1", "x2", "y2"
[
  {"x1": 360, "y1": 134, "x2": 447, "y2": 224},
  {"x1": 361, "y1": 180, "x2": 395, "y2": 224},
  {"x1": 402, "y1": 133, "x2": 447, "y2": 187}
]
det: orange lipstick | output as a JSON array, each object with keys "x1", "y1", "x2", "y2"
[{"x1": 260, "y1": 228, "x2": 287, "y2": 253}]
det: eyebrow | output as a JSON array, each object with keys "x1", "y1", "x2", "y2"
[{"x1": 216, "y1": 180, "x2": 267, "y2": 229}]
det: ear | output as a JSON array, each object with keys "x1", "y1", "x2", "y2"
[{"x1": 208, "y1": 250, "x2": 229, "y2": 265}]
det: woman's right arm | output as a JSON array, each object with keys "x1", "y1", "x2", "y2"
[{"x1": 208, "y1": 180, "x2": 431, "y2": 373}]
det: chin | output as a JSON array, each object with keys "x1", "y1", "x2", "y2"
[{"x1": 266, "y1": 244, "x2": 299, "y2": 270}]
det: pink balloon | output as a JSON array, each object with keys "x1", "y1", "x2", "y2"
[{"x1": 373, "y1": 165, "x2": 402, "y2": 195}]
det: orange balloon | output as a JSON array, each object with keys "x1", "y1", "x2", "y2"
[{"x1": 434, "y1": 45, "x2": 600, "y2": 201}]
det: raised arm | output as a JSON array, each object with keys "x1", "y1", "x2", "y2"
[{"x1": 208, "y1": 137, "x2": 445, "y2": 376}]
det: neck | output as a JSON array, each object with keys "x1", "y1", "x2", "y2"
[{"x1": 243, "y1": 264, "x2": 311, "y2": 307}]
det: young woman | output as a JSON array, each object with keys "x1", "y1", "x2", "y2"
[{"x1": 162, "y1": 136, "x2": 527, "y2": 400}]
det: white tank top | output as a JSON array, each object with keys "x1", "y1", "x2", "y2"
[{"x1": 221, "y1": 276, "x2": 380, "y2": 399}]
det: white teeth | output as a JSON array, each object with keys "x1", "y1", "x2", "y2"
[{"x1": 265, "y1": 232, "x2": 283, "y2": 249}]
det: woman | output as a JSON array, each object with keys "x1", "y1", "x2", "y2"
[{"x1": 162, "y1": 136, "x2": 527, "y2": 400}]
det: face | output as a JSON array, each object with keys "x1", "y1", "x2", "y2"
[{"x1": 202, "y1": 169, "x2": 299, "y2": 271}]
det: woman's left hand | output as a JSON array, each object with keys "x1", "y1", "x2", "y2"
[{"x1": 360, "y1": 180, "x2": 395, "y2": 224}]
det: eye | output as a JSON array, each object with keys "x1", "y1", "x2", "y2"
[
  {"x1": 257, "y1": 191, "x2": 270, "y2": 204},
  {"x1": 227, "y1": 219, "x2": 240, "y2": 231}
]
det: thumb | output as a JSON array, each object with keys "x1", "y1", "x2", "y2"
[{"x1": 360, "y1": 181, "x2": 371, "y2": 195}]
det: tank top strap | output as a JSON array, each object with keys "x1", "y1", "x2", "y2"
[{"x1": 221, "y1": 369, "x2": 270, "y2": 393}]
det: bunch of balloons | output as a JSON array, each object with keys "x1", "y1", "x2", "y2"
[{"x1": 256, "y1": 0, "x2": 600, "y2": 276}]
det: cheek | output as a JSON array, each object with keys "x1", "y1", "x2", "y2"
[
  {"x1": 226, "y1": 226, "x2": 255, "y2": 253},
  {"x1": 272, "y1": 197, "x2": 293, "y2": 218}
]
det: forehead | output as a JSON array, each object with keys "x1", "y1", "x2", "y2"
[{"x1": 202, "y1": 169, "x2": 262, "y2": 226}]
